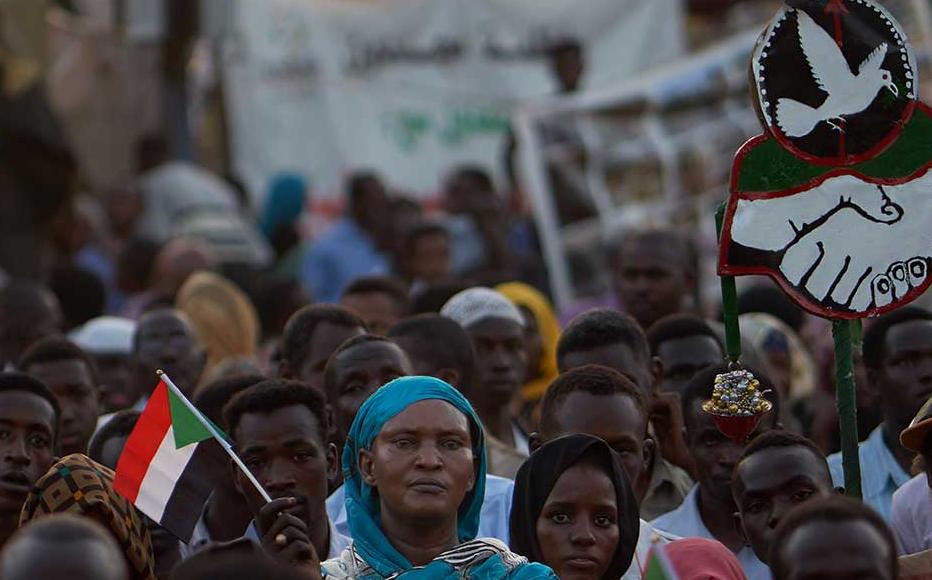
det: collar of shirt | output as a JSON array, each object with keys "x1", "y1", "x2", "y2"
[
  {"x1": 650, "y1": 485, "x2": 771, "y2": 579},
  {"x1": 243, "y1": 516, "x2": 350, "y2": 560},
  {"x1": 641, "y1": 454, "x2": 694, "y2": 521},
  {"x1": 828, "y1": 426, "x2": 910, "y2": 519}
]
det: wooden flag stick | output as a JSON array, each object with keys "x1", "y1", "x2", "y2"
[{"x1": 831, "y1": 320, "x2": 863, "y2": 499}]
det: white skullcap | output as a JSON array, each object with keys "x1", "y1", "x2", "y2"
[
  {"x1": 70, "y1": 316, "x2": 137, "y2": 355},
  {"x1": 440, "y1": 287, "x2": 526, "y2": 329}
]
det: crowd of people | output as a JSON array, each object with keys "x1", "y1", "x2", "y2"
[
  {"x1": 2, "y1": 10, "x2": 932, "y2": 575},
  {"x1": 1, "y1": 129, "x2": 932, "y2": 580}
]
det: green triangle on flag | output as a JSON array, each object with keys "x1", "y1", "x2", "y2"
[
  {"x1": 167, "y1": 387, "x2": 218, "y2": 449},
  {"x1": 641, "y1": 543, "x2": 678, "y2": 580}
]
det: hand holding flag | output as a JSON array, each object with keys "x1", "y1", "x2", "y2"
[{"x1": 114, "y1": 371, "x2": 271, "y2": 542}]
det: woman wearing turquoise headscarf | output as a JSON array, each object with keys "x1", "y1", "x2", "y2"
[{"x1": 321, "y1": 376, "x2": 556, "y2": 580}]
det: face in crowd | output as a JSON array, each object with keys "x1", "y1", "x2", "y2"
[
  {"x1": 360, "y1": 400, "x2": 476, "y2": 544},
  {"x1": 134, "y1": 309, "x2": 205, "y2": 397},
  {"x1": 467, "y1": 317, "x2": 527, "y2": 412},
  {"x1": 0, "y1": 375, "x2": 59, "y2": 547},
  {"x1": 731, "y1": 435, "x2": 835, "y2": 566},
  {"x1": 325, "y1": 336, "x2": 412, "y2": 450}
]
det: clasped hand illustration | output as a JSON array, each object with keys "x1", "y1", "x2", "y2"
[{"x1": 729, "y1": 173, "x2": 932, "y2": 314}]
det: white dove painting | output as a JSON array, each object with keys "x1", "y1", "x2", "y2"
[{"x1": 775, "y1": 10, "x2": 898, "y2": 138}]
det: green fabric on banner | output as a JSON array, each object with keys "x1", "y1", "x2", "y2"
[{"x1": 737, "y1": 109, "x2": 932, "y2": 192}]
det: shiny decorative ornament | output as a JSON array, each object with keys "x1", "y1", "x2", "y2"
[{"x1": 702, "y1": 367, "x2": 773, "y2": 442}]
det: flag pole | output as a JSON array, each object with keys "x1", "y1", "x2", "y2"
[{"x1": 156, "y1": 370, "x2": 273, "y2": 504}]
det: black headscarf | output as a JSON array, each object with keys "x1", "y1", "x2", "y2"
[{"x1": 509, "y1": 434, "x2": 640, "y2": 580}]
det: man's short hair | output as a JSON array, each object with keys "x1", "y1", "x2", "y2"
[
  {"x1": 862, "y1": 306, "x2": 932, "y2": 370},
  {"x1": 769, "y1": 495, "x2": 897, "y2": 580},
  {"x1": 737, "y1": 430, "x2": 827, "y2": 470},
  {"x1": 323, "y1": 334, "x2": 398, "y2": 400},
  {"x1": 193, "y1": 374, "x2": 266, "y2": 429},
  {"x1": 0, "y1": 372, "x2": 60, "y2": 435},
  {"x1": 681, "y1": 364, "x2": 780, "y2": 424},
  {"x1": 736, "y1": 284, "x2": 805, "y2": 332},
  {"x1": 18, "y1": 335, "x2": 98, "y2": 384},
  {"x1": 341, "y1": 276, "x2": 411, "y2": 316},
  {"x1": 539, "y1": 364, "x2": 647, "y2": 434},
  {"x1": 556, "y1": 309, "x2": 650, "y2": 372},
  {"x1": 224, "y1": 380, "x2": 328, "y2": 445},
  {"x1": 646, "y1": 314, "x2": 723, "y2": 357},
  {"x1": 280, "y1": 305, "x2": 365, "y2": 371},
  {"x1": 87, "y1": 410, "x2": 140, "y2": 464},
  {"x1": 387, "y1": 314, "x2": 474, "y2": 391}
]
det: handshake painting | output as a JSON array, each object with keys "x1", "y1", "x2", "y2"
[{"x1": 719, "y1": 1, "x2": 932, "y2": 319}]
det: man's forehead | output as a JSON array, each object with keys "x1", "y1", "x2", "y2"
[
  {"x1": 467, "y1": 317, "x2": 523, "y2": 339},
  {"x1": 885, "y1": 320, "x2": 932, "y2": 354},
  {"x1": 0, "y1": 391, "x2": 56, "y2": 427},
  {"x1": 334, "y1": 342, "x2": 408, "y2": 374},
  {"x1": 736, "y1": 446, "x2": 828, "y2": 491},
  {"x1": 658, "y1": 335, "x2": 723, "y2": 362},
  {"x1": 553, "y1": 390, "x2": 646, "y2": 430},
  {"x1": 236, "y1": 405, "x2": 322, "y2": 443},
  {"x1": 137, "y1": 311, "x2": 191, "y2": 336}
]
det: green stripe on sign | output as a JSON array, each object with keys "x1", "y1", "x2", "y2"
[{"x1": 738, "y1": 109, "x2": 932, "y2": 192}]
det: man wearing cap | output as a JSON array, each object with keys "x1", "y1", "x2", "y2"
[
  {"x1": 71, "y1": 316, "x2": 137, "y2": 414},
  {"x1": 892, "y1": 396, "x2": 932, "y2": 557},
  {"x1": 441, "y1": 286, "x2": 528, "y2": 478}
]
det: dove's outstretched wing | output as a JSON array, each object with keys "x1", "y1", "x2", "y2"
[
  {"x1": 795, "y1": 10, "x2": 855, "y2": 95},
  {"x1": 858, "y1": 41, "x2": 888, "y2": 74}
]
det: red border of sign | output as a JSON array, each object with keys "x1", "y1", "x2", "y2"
[{"x1": 718, "y1": 101, "x2": 932, "y2": 320}]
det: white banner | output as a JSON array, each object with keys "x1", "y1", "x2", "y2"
[{"x1": 223, "y1": 0, "x2": 684, "y2": 207}]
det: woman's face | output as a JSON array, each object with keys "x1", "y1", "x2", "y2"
[
  {"x1": 536, "y1": 461, "x2": 620, "y2": 580},
  {"x1": 362, "y1": 400, "x2": 476, "y2": 525}
]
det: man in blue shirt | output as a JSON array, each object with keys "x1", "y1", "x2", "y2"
[
  {"x1": 302, "y1": 172, "x2": 391, "y2": 303},
  {"x1": 827, "y1": 306, "x2": 932, "y2": 520}
]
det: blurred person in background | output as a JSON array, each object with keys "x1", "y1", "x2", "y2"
[
  {"x1": 133, "y1": 308, "x2": 206, "y2": 401},
  {"x1": 302, "y1": 172, "x2": 392, "y2": 303},
  {"x1": 278, "y1": 305, "x2": 366, "y2": 393},
  {"x1": 1, "y1": 514, "x2": 130, "y2": 580},
  {"x1": 497, "y1": 282, "x2": 560, "y2": 432},
  {"x1": 175, "y1": 270, "x2": 260, "y2": 387},
  {"x1": 398, "y1": 222, "x2": 453, "y2": 295},
  {"x1": 442, "y1": 287, "x2": 529, "y2": 477},
  {"x1": 116, "y1": 239, "x2": 162, "y2": 319},
  {"x1": 72, "y1": 316, "x2": 138, "y2": 414},
  {"x1": 647, "y1": 314, "x2": 725, "y2": 396},
  {"x1": 611, "y1": 229, "x2": 697, "y2": 333},
  {"x1": 260, "y1": 172, "x2": 309, "y2": 279},
  {"x1": 340, "y1": 276, "x2": 411, "y2": 336},
  {"x1": 19, "y1": 336, "x2": 101, "y2": 456},
  {"x1": 443, "y1": 166, "x2": 515, "y2": 283},
  {"x1": 48, "y1": 264, "x2": 106, "y2": 331},
  {"x1": 133, "y1": 135, "x2": 271, "y2": 269},
  {"x1": 0, "y1": 280, "x2": 62, "y2": 368}
]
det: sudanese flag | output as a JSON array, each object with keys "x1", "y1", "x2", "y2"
[{"x1": 114, "y1": 378, "x2": 228, "y2": 542}]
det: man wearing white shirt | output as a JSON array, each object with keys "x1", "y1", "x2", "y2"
[{"x1": 652, "y1": 365, "x2": 779, "y2": 580}]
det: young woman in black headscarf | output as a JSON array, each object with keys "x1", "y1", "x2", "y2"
[{"x1": 509, "y1": 434, "x2": 641, "y2": 580}]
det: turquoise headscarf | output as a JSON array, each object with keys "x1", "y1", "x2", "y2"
[
  {"x1": 260, "y1": 173, "x2": 307, "y2": 239},
  {"x1": 342, "y1": 376, "x2": 488, "y2": 577}
]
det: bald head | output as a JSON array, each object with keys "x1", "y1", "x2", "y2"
[
  {"x1": 1, "y1": 514, "x2": 129, "y2": 580},
  {"x1": 150, "y1": 239, "x2": 216, "y2": 300}
]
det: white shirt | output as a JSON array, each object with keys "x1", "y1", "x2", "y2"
[
  {"x1": 651, "y1": 485, "x2": 772, "y2": 580},
  {"x1": 827, "y1": 426, "x2": 910, "y2": 521},
  {"x1": 622, "y1": 520, "x2": 679, "y2": 579},
  {"x1": 326, "y1": 474, "x2": 515, "y2": 544},
  {"x1": 892, "y1": 473, "x2": 932, "y2": 555}
]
